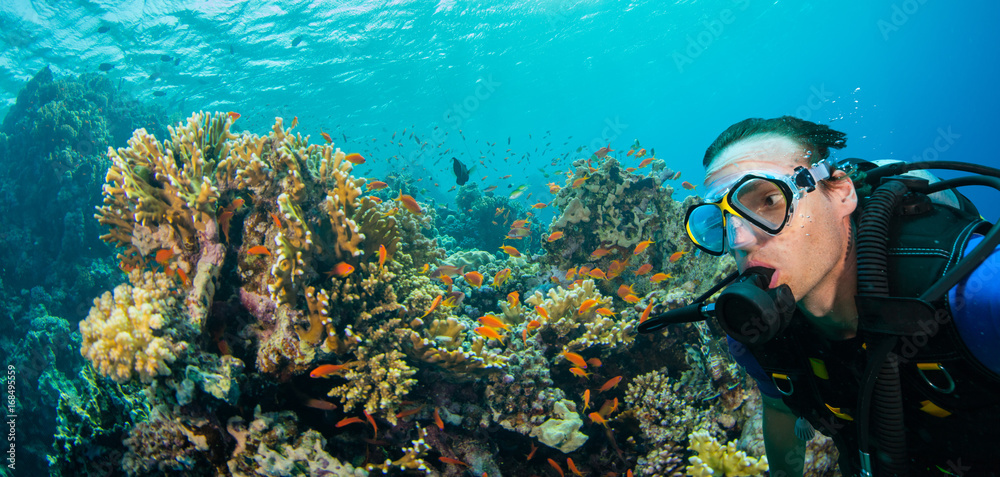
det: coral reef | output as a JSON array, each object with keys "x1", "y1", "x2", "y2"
[{"x1": 685, "y1": 429, "x2": 768, "y2": 477}]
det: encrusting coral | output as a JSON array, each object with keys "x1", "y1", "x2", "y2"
[{"x1": 79, "y1": 270, "x2": 193, "y2": 384}]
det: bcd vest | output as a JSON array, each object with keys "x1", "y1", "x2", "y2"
[{"x1": 746, "y1": 197, "x2": 1000, "y2": 476}]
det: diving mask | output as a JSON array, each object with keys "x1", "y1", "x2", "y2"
[{"x1": 685, "y1": 160, "x2": 836, "y2": 255}]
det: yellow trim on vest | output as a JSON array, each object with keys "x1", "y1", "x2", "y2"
[
  {"x1": 825, "y1": 403, "x2": 854, "y2": 421},
  {"x1": 772, "y1": 373, "x2": 789, "y2": 380},
  {"x1": 808, "y1": 358, "x2": 829, "y2": 380},
  {"x1": 917, "y1": 362, "x2": 942, "y2": 371},
  {"x1": 919, "y1": 400, "x2": 952, "y2": 418}
]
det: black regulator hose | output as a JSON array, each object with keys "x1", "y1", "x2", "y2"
[{"x1": 855, "y1": 179, "x2": 909, "y2": 477}]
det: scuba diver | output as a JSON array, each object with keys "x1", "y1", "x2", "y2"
[{"x1": 640, "y1": 116, "x2": 1000, "y2": 476}]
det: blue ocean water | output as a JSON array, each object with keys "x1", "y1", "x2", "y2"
[{"x1": 3, "y1": 0, "x2": 998, "y2": 218}]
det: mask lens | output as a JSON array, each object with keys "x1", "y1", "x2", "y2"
[
  {"x1": 686, "y1": 204, "x2": 725, "y2": 254},
  {"x1": 732, "y1": 178, "x2": 789, "y2": 231}
]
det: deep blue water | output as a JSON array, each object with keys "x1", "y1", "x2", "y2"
[{"x1": 2, "y1": 0, "x2": 998, "y2": 219}]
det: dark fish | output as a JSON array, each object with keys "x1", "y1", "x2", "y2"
[
  {"x1": 97, "y1": 25, "x2": 110, "y2": 33},
  {"x1": 160, "y1": 55, "x2": 172, "y2": 62},
  {"x1": 148, "y1": 72, "x2": 160, "y2": 81},
  {"x1": 452, "y1": 157, "x2": 469, "y2": 185},
  {"x1": 229, "y1": 44, "x2": 235, "y2": 54},
  {"x1": 98, "y1": 63, "x2": 114, "y2": 71},
  {"x1": 291, "y1": 35, "x2": 303, "y2": 47},
  {"x1": 651, "y1": 147, "x2": 655, "y2": 156},
  {"x1": 174, "y1": 57, "x2": 180, "y2": 66},
  {"x1": 153, "y1": 91, "x2": 166, "y2": 97}
]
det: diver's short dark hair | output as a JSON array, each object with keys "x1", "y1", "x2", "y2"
[{"x1": 703, "y1": 116, "x2": 847, "y2": 169}]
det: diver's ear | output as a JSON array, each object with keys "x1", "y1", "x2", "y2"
[{"x1": 828, "y1": 171, "x2": 857, "y2": 216}]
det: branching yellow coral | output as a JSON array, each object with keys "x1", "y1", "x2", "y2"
[
  {"x1": 79, "y1": 270, "x2": 189, "y2": 383},
  {"x1": 326, "y1": 349, "x2": 417, "y2": 424},
  {"x1": 685, "y1": 429, "x2": 768, "y2": 477},
  {"x1": 524, "y1": 279, "x2": 633, "y2": 350}
]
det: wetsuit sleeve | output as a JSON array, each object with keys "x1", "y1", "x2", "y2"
[
  {"x1": 727, "y1": 335, "x2": 783, "y2": 399},
  {"x1": 948, "y1": 234, "x2": 1000, "y2": 375}
]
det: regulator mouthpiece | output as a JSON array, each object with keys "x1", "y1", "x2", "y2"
[{"x1": 716, "y1": 266, "x2": 797, "y2": 346}]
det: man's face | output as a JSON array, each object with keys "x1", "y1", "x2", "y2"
[{"x1": 704, "y1": 135, "x2": 854, "y2": 301}]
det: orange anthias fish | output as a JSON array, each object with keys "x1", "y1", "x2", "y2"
[
  {"x1": 569, "y1": 367, "x2": 591, "y2": 379},
  {"x1": 464, "y1": 271, "x2": 484, "y2": 288},
  {"x1": 577, "y1": 299, "x2": 598, "y2": 314},
  {"x1": 507, "y1": 291, "x2": 520, "y2": 307},
  {"x1": 499, "y1": 245, "x2": 521, "y2": 257},
  {"x1": 633, "y1": 240, "x2": 655, "y2": 255},
  {"x1": 493, "y1": 268, "x2": 512, "y2": 286},
  {"x1": 394, "y1": 190, "x2": 423, "y2": 215},
  {"x1": 526, "y1": 441, "x2": 538, "y2": 461},
  {"x1": 582, "y1": 389, "x2": 591, "y2": 411},
  {"x1": 310, "y1": 362, "x2": 359, "y2": 378},
  {"x1": 155, "y1": 248, "x2": 174, "y2": 264},
  {"x1": 635, "y1": 148, "x2": 646, "y2": 158},
  {"x1": 669, "y1": 251, "x2": 689, "y2": 262},
  {"x1": 378, "y1": 244, "x2": 387, "y2": 269},
  {"x1": 434, "y1": 407, "x2": 445, "y2": 429},
  {"x1": 596, "y1": 308, "x2": 617, "y2": 317},
  {"x1": 560, "y1": 351, "x2": 587, "y2": 368},
  {"x1": 475, "y1": 326, "x2": 504, "y2": 342},
  {"x1": 330, "y1": 262, "x2": 355, "y2": 277},
  {"x1": 587, "y1": 357, "x2": 602, "y2": 367},
  {"x1": 548, "y1": 182, "x2": 561, "y2": 194},
  {"x1": 522, "y1": 319, "x2": 541, "y2": 341},
  {"x1": 321, "y1": 131, "x2": 333, "y2": 143},
  {"x1": 227, "y1": 111, "x2": 240, "y2": 120},
  {"x1": 345, "y1": 153, "x2": 366, "y2": 165},
  {"x1": 594, "y1": 144, "x2": 613, "y2": 158},
  {"x1": 622, "y1": 294, "x2": 640, "y2": 304},
  {"x1": 590, "y1": 248, "x2": 611, "y2": 258},
  {"x1": 336, "y1": 416, "x2": 364, "y2": 427},
  {"x1": 588, "y1": 268, "x2": 607, "y2": 280},
  {"x1": 439, "y1": 457, "x2": 469, "y2": 467},
  {"x1": 534, "y1": 305, "x2": 550, "y2": 320},
  {"x1": 247, "y1": 245, "x2": 271, "y2": 256},
  {"x1": 616, "y1": 284, "x2": 635, "y2": 300},
  {"x1": 565, "y1": 267, "x2": 577, "y2": 281},
  {"x1": 634, "y1": 263, "x2": 653, "y2": 276},
  {"x1": 531, "y1": 202, "x2": 548, "y2": 209},
  {"x1": 547, "y1": 231, "x2": 564, "y2": 242},
  {"x1": 682, "y1": 181, "x2": 696, "y2": 190},
  {"x1": 363, "y1": 409, "x2": 378, "y2": 435},
  {"x1": 479, "y1": 314, "x2": 510, "y2": 331},
  {"x1": 395, "y1": 405, "x2": 425, "y2": 419},
  {"x1": 367, "y1": 180, "x2": 388, "y2": 191},
  {"x1": 639, "y1": 302, "x2": 655, "y2": 323},
  {"x1": 571, "y1": 176, "x2": 589, "y2": 188},
  {"x1": 598, "y1": 375, "x2": 624, "y2": 392},
  {"x1": 638, "y1": 157, "x2": 654, "y2": 168},
  {"x1": 175, "y1": 268, "x2": 190, "y2": 286},
  {"x1": 548, "y1": 459, "x2": 565, "y2": 477},
  {"x1": 567, "y1": 458, "x2": 584, "y2": 477},
  {"x1": 650, "y1": 272, "x2": 671, "y2": 283},
  {"x1": 421, "y1": 295, "x2": 443, "y2": 318},
  {"x1": 589, "y1": 411, "x2": 609, "y2": 427}
]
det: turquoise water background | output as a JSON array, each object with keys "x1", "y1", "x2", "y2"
[{"x1": 3, "y1": 0, "x2": 999, "y2": 218}]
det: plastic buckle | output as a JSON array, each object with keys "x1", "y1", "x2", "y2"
[
  {"x1": 771, "y1": 373, "x2": 794, "y2": 396},
  {"x1": 916, "y1": 362, "x2": 956, "y2": 394}
]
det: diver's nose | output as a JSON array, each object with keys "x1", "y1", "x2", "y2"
[{"x1": 726, "y1": 214, "x2": 758, "y2": 251}]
